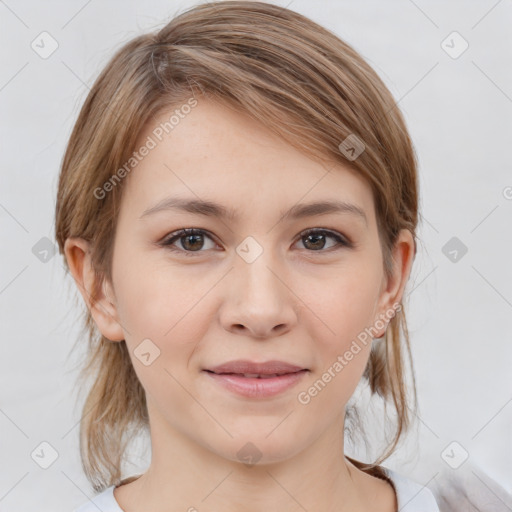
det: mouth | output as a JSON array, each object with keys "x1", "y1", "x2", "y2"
[
  {"x1": 205, "y1": 359, "x2": 308, "y2": 375},
  {"x1": 202, "y1": 360, "x2": 309, "y2": 398},
  {"x1": 204, "y1": 371, "x2": 302, "y2": 379}
]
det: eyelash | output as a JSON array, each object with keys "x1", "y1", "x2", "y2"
[{"x1": 160, "y1": 228, "x2": 353, "y2": 257}]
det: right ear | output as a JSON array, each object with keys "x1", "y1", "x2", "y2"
[{"x1": 64, "y1": 237, "x2": 125, "y2": 342}]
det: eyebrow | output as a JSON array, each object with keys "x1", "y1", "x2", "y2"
[{"x1": 139, "y1": 197, "x2": 368, "y2": 226}]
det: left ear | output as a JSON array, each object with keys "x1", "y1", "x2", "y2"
[{"x1": 373, "y1": 229, "x2": 416, "y2": 337}]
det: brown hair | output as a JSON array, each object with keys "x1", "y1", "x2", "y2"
[{"x1": 55, "y1": 0, "x2": 419, "y2": 492}]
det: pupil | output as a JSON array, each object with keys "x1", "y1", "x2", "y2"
[
  {"x1": 305, "y1": 234, "x2": 325, "y2": 250},
  {"x1": 183, "y1": 234, "x2": 203, "y2": 251}
]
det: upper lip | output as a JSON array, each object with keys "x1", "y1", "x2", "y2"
[{"x1": 205, "y1": 360, "x2": 307, "y2": 375}]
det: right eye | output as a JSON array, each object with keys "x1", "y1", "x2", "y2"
[{"x1": 160, "y1": 228, "x2": 219, "y2": 256}]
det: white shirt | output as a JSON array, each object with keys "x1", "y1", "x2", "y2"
[
  {"x1": 73, "y1": 466, "x2": 440, "y2": 511},
  {"x1": 382, "y1": 467, "x2": 440, "y2": 511}
]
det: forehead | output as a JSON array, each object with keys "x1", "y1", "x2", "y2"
[{"x1": 120, "y1": 99, "x2": 375, "y2": 223}]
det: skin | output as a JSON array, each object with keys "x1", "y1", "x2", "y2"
[{"x1": 65, "y1": 98, "x2": 415, "y2": 512}]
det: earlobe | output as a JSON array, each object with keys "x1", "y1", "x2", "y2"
[{"x1": 63, "y1": 237, "x2": 125, "y2": 342}]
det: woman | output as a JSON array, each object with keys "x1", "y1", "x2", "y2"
[{"x1": 56, "y1": 2, "x2": 441, "y2": 510}]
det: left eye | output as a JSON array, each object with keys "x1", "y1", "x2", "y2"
[
  {"x1": 296, "y1": 228, "x2": 350, "y2": 251},
  {"x1": 160, "y1": 228, "x2": 350, "y2": 256}
]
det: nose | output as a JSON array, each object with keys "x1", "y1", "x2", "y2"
[{"x1": 219, "y1": 249, "x2": 298, "y2": 339}]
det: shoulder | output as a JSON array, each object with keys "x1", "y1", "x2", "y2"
[
  {"x1": 73, "y1": 485, "x2": 123, "y2": 512},
  {"x1": 381, "y1": 466, "x2": 440, "y2": 512}
]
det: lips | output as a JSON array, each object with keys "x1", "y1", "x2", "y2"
[
  {"x1": 203, "y1": 360, "x2": 309, "y2": 398},
  {"x1": 205, "y1": 359, "x2": 306, "y2": 376}
]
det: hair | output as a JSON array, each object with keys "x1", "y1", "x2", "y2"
[{"x1": 55, "y1": 0, "x2": 419, "y2": 493}]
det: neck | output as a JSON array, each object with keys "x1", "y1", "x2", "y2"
[{"x1": 115, "y1": 408, "x2": 374, "y2": 512}]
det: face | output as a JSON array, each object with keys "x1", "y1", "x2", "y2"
[{"x1": 73, "y1": 98, "x2": 412, "y2": 466}]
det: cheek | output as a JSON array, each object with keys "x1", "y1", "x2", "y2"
[
  {"x1": 294, "y1": 257, "x2": 381, "y2": 407},
  {"x1": 296, "y1": 270, "x2": 379, "y2": 415},
  {"x1": 301, "y1": 260, "x2": 382, "y2": 347},
  {"x1": 112, "y1": 261, "x2": 212, "y2": 410},
  {"x1": 115, "y1": 250, "x2": 199, "y2": 332}
]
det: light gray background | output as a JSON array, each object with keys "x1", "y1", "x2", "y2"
[{"x1": 1, "y1": 0, "x2": 511, "y2": 510}]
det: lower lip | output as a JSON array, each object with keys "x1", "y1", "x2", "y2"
[{"x1": 204, "y1": 370, "x2": 308, "y2": 398}]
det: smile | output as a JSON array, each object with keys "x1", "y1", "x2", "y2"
[{"x1": 203, "y1": 369, "x2": 309, "y2": 398}]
